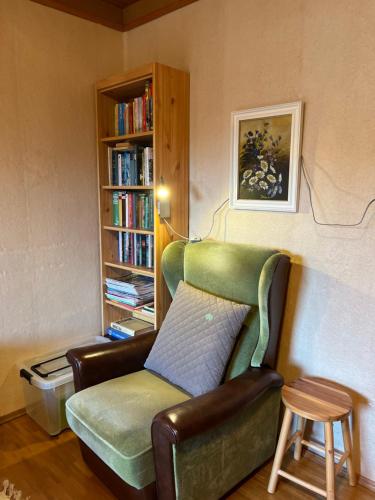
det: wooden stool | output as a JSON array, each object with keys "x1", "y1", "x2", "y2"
[{"x1": 268, "y1": 377, "x2": 356, "y2": 499}]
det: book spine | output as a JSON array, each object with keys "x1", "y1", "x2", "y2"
[
  {"x1": 124, "y1": 151, "x2": 129, "y2": 186},
  {"x1": 106, "y1": 327, "x2": 131, "y2": 340},
  {"x1": 149, "y1": 82, "x2": 153, "y2": 130},
  {"x1": 112, "y1": 192, "x2": 119, "y2": 226},
  {"x1": 150, "y1": 192, "x2": 154, "y2": 230},
  {"x1": 144, "y1": 195, "x2": 148, "y2": 230},
  {"x1": 143, "y1": 148, "x2": 147, "y2": 186},
  {"x1": 111, "y1": 150, "x2": 117, "y2": 185},
  {"x1": 142, "y1": 93, "x2": 146, "y2": 131},
  {"x1": 149, "y1": 235, "x2": 154, "y2": 268},
  {"x1": 128, "y1": 193, "x2": 133, "y2": 228},
  {"x1": 118, "y1": 103, "x2": 123, "y2": 135},
  {"x1": 124, "y1": 231, "x2": 129, "y2": 263},
  {"x1": 121, "y1": 152, "x2": 126, "y2": 186},
  {"x1": 118, "y1": 153, "x2": 122, "y2": 186},
  {"x1": 118, "y1": 193, "x2": 123, "y2": 227},
  {"x1": 139, "y1": 97, "x2": 142, "y2": 132},
  {"x1": 133, "y1": 233, "x2": 137, "y2": 265},
  {"x1": 124, "y1": 103, "x2": 128, "y2": 135},
  {"x1": 114, "y1": 104, "x2": 119, "y2": 136},
  {"x1": 133, "y1": 193, "x2": 137, "y2": 228},
  {"x1": 118, "y1": 232, "x2": 123, "y2": 262},
  {"x1": 110, "y1": 322, "x2": 135, "y2": 336},
  {"x1": 141, "y1": 235, "x2": 146, "y2": 266},
  {"x1": 129, "y1": 101, "x2": 133, "y2": 134},
  {"x1": 125, "y1": 193, "x2": 129, "y2": 227}
]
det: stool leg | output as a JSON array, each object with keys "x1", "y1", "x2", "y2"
[
  {"x1": 325, "y1": 422, "x2": 335, "y2": 500},
  {"x1": 294, "y1": 415, "x2": 305, "y2": 461},
  {"x1": 268, "y1": 408, "x2": 293, "y2": 494},
  {"x1": 342, "y1": 417, "x2": 356, "y2": 486}
]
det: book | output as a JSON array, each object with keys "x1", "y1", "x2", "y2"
[
  {"x1": 133, "y1": 309, "x2": 155, "y2": 322},
  {"x1": 112, "y1": 191, "x2": 153, "y2": 230},
  {"x1": 114, "y1": 80, "x2": 153, "y2": 138},
  {"x1": 142, "y1": 305, "x2": 155, "y2": 314},
  {"x1": 110, "y1": 317, "x2": 153, "y2": 336},
  {"x1": 112, "y1": 192, "x2": 119, "y2": 226},
  {"x1": 118, "y1": 232, "x2": 123, "y2": 262},
  {"x1": 106, "y1": 327, "x2": 131, "y2": 340},
  {"x1": 109, "y1": 145, "x2": 153, "y2": 187}
]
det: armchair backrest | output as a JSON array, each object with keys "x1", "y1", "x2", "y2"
[{"x1": 162, "y1": 240, "x2": 290, "y2": 379}]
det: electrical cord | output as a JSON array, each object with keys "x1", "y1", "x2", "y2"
[
  {"x1": 161, "y1": 217, "x2": 190, "y2": 240},
  {"x1": 201, "y1": 198, "x2": 229, "y2": 239},
  {"x1": 162, "y1": 158, "x2": 374, "y2": 237},
  {"x1": 161, "y1": 197, "x2": 230, "y2": 241},
  {"x1": 301, "y1": 158, "x2": 375, "y2": 227}
]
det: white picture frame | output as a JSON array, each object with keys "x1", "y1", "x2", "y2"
[{"x1": 230, "y1": 101, "x2": 303, "y2": 212}]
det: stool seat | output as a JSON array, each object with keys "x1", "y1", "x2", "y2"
[
  {"x1": 282, "y1": 377, "x2": 352, "y2": 422},
  {"x1": 268, "y1": 376, "x2": 356, "y2": 499}
]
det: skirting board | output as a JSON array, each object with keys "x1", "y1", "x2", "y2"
[
  {"x1": 0, "y1": 408, "x2": 26, "y2": 425},
  {"x1": 304, "y1": 444, "x2": 375, "y2": 492},
  {"x1": 358, "y1": 475, "x2": 375, "y2": 493}
]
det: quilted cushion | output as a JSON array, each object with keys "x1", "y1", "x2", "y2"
[
  {"x1": 144, "y1": 281, "x2": 250, "y2": 396},
  {"x1": 65, "y1": 370, "x2": 191, "y2": 489}
]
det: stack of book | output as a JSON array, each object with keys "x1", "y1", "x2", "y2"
[
  {"x1": 112, "y1": 191, "x2": 153, "y2": 230},
  {"x1": 133, "y1": 304, "x2": 155, "y2": 322},
  {"x1": 117, "y1": 233, "x2": 154, "y2": 269},
  {"x1": 105, "y1": 274, "x2": 154, "y2": 309},
  {"x1": 114, "y1": 80, "x2": 153, "y2": 135},
  {"x1": 109, "y1": 145, "x2": 153, "y2": 186},
  {"x1": 106, "y1": 317, "x2": 154, "y2": 340}
]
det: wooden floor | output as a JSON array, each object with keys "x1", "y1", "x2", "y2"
[{"x1": 0, "y1": 415, "x2": 374, "y2": 500}]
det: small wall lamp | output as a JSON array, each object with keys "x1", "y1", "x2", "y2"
[{"x1": 156, "y1": 177, "x2": 171, "y2": 218}]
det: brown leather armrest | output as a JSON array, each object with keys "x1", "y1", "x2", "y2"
[
  {"x1": 67, "y1": 330, "x2": 158, "y2": 392},
  {"x1": 152, "y1": 367, "x2": 283, "y2": 444},
  {"x1": 151, "y1": 367, "x2": 283, "y2": 499}
]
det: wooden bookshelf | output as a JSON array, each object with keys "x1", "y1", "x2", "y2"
[
  {"x1": 96, "y1": 63, "x2": 189, "y2": 333},
  {"x1": 102, "y1": 185, "x2": 154, "y2": 190},
  {"x1": 101, "y1": 131, "x2": 153, "y2": 144},
  {"x1": 103, "y1": 226, "x2": 154, "y2": 235}
]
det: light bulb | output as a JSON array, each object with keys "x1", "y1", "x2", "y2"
[{"x1": 156, "y1": 185, "x2": 170, "y2": 201}]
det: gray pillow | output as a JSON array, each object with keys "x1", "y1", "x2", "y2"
[{"x1": 144, "y1": 281, "x2": 250, "y2": 397}]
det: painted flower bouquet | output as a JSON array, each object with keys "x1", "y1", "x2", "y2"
[{"x1": 240, "y1": 123, "x2": 283, "y2": 199}]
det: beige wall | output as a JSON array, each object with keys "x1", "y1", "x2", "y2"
[
  {"x1": 0, "y1": 0, "x2": 123, "y2": 416},
  {"x1": 123, "y1": 0, "x2": 375, "y2": 481}
]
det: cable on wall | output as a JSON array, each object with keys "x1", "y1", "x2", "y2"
[
  {"x1": 201, "y1": 198, "x2": 229, "y2": 240},
  {"x1": 301, "y1": 157, "x2": 375, "y2": 227},
  {"x1": 161, "y1": 217, "x2": 190, "y2": 240},
  {"x1": 161, "y1": 197, "x2": 229, "y2": 242}
]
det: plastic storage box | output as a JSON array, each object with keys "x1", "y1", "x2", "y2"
[{"x1": 20, "y1": 335, "x2": 110, "y2": 435}]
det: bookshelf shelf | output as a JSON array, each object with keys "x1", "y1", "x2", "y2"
[
  {"x1": 105, "y1": 299, "x2": 153, "y2": 313},
  {"x1": 102, "y1": 185, "x2": 154, "y2": 191},
  {"x1": 97, "y1": 63, "x2": 189, "y2": 333},
  {"x1": 104, "y1": 261, "x2": 154, "y2": 277},
  {"x1": 103, "y1": 226, "x2": 154, "y2": 235},
  {"x1": 101, "y1": 131, "x2": 153, "y2": 144}
]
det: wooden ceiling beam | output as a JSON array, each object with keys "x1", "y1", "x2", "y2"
[
  {"x1": 122, "y1": 0, "x2": 199, "y2": 31},
  {"x1": 29, "y1": 0, "x2": 199, "y2": 32},
  {"x1": 30, "y1": 0, "x2": 125, "y2": 31}
]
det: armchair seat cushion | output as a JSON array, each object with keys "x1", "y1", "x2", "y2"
[{"x1": 65, "y1": 369, "x2": 191, "y2": 489}]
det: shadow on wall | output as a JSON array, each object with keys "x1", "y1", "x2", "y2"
[
  {"x1": 276, "y1": 256, "x2": 304, "y2": 381},
  {"x1": 276, "y1": 260, "x2": 371, "y2": 478}
]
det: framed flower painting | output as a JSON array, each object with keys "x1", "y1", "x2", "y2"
[{"x1": 230, "y1": 101, "x2": 303, "y2": 212}]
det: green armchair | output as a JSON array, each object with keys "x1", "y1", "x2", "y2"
[{"x1": 66, "y1": 240, "x2": 290, "y2": 499}]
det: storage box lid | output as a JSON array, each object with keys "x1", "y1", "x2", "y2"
[{"x1": 19, "y1": 335, "x2": 110, "y2": 390}]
